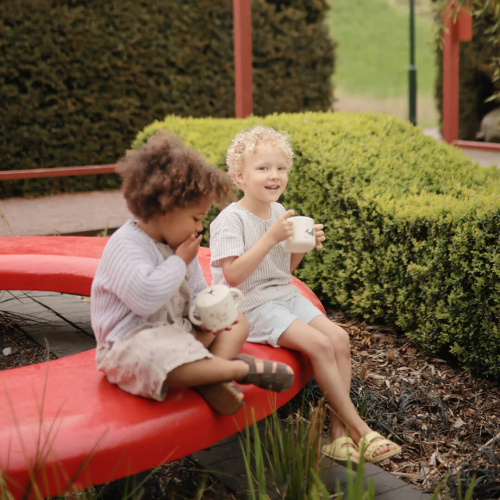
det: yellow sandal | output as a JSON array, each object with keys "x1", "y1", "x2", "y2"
[
  {"x1": 322, "y1": 437, "x2": 360, "y2": 467},
  {"x1": 358, "y1": 431, "x2": 402, "y2": 464}
]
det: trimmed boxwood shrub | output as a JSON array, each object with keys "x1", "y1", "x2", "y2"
[
  {"x1": 433, "y1": 0, "x2": 500, "y2": 140},
  {"x1": 0, "y1": 0, "x2": 335, "y2": 199},
  {"x1": 133, "y1": 112, "x2": 500, "y2": 378}
]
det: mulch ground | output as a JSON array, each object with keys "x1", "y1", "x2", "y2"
[
  {"x1": 1, "y1": 309, "x2": 500, "y2": 499},
  {"x1": 331, "y1": 311, "x2": 500, "y2": 500}
]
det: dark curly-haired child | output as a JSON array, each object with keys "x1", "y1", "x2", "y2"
[{"x1": 91, "y1": 131, "x2": 294, "y2": 415}]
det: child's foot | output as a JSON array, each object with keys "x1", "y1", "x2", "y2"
[
  {"x1": 234, "y1": 354, "x2": 294, "y2": 392},
  {"x1": 322, "y1": 437, "x2": 360, "y2": 468},
  {"x1": 358, "y1": 432, "x2": 402, "y2": 464},
  {"x1": 196, "y1": 381, "x2": 244, "y2": 415}
]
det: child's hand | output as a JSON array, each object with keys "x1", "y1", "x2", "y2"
[
  {"x1": 267, "y1": 209, "x2": 295, "y2": 245},
  {"x1": 201, "y1": 317, "x2": 240, "y2": 336},
  {"x1": 176, "y1": 233, "x2": 202, "y2": 265},
  {"x1": 315, "y1": 223, "x2": 326, "y2": 250}
]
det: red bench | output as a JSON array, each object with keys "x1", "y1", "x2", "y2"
[{"x1": 0, "y1": 237, "x2": 321, "y2": 499}]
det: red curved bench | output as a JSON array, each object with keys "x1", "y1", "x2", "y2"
[{"x1": 0, "y1": 237, "x2": 321, "y2": 499}]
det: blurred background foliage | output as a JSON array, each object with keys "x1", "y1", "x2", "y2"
[
  {"x1": 1, "y1": 0, "x2": 499, "y2": 198},
  {"x1": 0, "y1": 0, "x2": 334, "y2": 197}
]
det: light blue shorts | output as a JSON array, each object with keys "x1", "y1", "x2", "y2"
[{"x1": 244, "y1": 294, "x2": 324, "y2": 348}]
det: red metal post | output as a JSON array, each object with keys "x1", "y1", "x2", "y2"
[
  {"x1": 442, "y1": 3, "x2": 460, "y2": 143},
  {"x1": 442, "y1": 2, "x2": 472, "y2": 143},
  {"x1": 233, "y1": 0, "x2": 253, "y2": 118},
  {"x1": 457, "y1": 6, "x2": 472, "y2": 41}
]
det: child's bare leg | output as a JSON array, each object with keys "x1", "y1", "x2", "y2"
[
  {"x1": 279, "y1": 320, "x2": 395, "y2": 460},
  {"x1": 167, "y1": 357, "x2": 248, "y2": 388},
  {"x1": 309, "y1": 316, "x2": 352, "y2": 393},
  {"x1": 308, "y1": 316, "x2": 353, "y2": 439},
  {"x1": 195, "y1": 313, "x2": 249, "y2": 359}
]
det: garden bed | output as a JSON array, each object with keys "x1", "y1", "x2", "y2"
[{"x1": 332, "y1": 310, "x2": 500, "y2": 498}]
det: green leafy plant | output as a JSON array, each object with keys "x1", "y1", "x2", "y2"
[
  {"x1": 133, "y1": 111, "x2": 500, "y2": 378},
  {"x1": 430, "y1": 472, "x2": 476, "y2": 500},
  {"x1": 240, "y1": 401, "x2": 376, "y2": 500}
]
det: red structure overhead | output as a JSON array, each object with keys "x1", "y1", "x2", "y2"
[
  {"x1": 233, "y1": 0, "x2": 253, "y2": 118},
  {"x1": 442, "y1": 2, "x2": 500, "y2": 151},
  {"x1": 442, "y1": 2, "x2": 472, "y2": 143}
]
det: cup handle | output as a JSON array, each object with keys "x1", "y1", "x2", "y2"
[
  {"x1": 188, "y1": 305, "x2": 203, "y2": 326},
  {"x1": 230, "y1": 288, "x2": 243, "y2": 308}
]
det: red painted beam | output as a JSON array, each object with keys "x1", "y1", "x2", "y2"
[
  {"x1": 442, "y1": 3, "x2": 460, "y2": 143},
  {"x1": 233, "y1": 0, "x2": 253, "y2": 118},
  {"x1": 457, "y1": 6, "x2": 472, "y2": 42},
  {"x1": 0, "y1": 165, "x2": 116, "y2": 181},
  {"x1": 442, "y1": 2, "x2": 472, "y2": 144},
  {"x1": 453, "y1": 140, "x2": 500, "y2": 152}
]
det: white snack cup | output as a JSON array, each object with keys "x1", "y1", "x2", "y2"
[
  {"x1": 282, "y1": 216, "x2": 316, "y2": 253},
  {"x1": 189, "y1": 284, "x2": 243, "y2": 331}
]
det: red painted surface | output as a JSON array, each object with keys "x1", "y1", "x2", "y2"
[
  {"x1": 453, "y1": 140, "x2": 500, "y2": 152},
  {"x1": 442, "y1": 3, "x2": 498, "y2": 151},
  {"x1": 457, "y1": 6, "x2": 472, "y2": 42},
  {"x1": 443, "y1": 2, "x2": 461, "y2": 143},
  {"x1": 233, "y1": 0, "x2": 253, "y2": 118},
  {"x1": 0, "y1": 165, "x2": 116, "y2": 181},
  {"x1": 0, "y1": 237, "x2": 322, "y2": 499}
]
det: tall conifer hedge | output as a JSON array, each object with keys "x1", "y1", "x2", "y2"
[{"x1": 0, "y1": 0, "x2": 335, "y2": 198}]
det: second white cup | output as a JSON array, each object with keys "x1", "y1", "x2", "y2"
[
  {"x1": 282, "y1": 216, "x2": 316, "y2": 253},
  {"x1": 189, "y1": 284, "x2": 243, "y2": 331}
]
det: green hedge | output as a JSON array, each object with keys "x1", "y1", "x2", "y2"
[
  {"x1": 434, "y1": 0, "x2": 500, "y2": 140},
  {"x1": 0, "y1": 0, "x2": 335, "y2": 199},
  {"x1": 134, "y1": 112, "x2": 500, "y2": 378}
]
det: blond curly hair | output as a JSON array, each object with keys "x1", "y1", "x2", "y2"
[{"x1": 226, "y1": 126, "x2": 294, "y2": 186}]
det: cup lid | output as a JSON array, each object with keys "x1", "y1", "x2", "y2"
[{"x1": 197, "y1": 284, "x2": 228, "y2": 306}]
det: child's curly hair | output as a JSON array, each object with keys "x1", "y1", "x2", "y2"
[
  {"x1": 117, "y1": 131, "x2": 234, "y2": 222},
  {"x1": 226, "y1": 126, "x2": 294, "y2": 186}
]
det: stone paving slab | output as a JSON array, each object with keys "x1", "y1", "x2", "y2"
[
  {"x1": 0, "y1": 189, "x2": 131, "y2": 237},
  {"x1": 459, "y1": 147, "x2": 500, "y2": 168},
  {"x1": 0, "y1": 290, "x2": 95, "y2": 357}
]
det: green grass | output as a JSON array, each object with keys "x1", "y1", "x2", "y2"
[{"x1": 326, "y1": 0, "x2": 437, "y2": 99}]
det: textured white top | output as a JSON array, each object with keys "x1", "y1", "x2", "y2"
[
  {"x1": 91, "y1": 220, "x2": 207, "y2": 344},
  {"x1": 209, "y1": 202, "x2": 299, "y2": 313}
]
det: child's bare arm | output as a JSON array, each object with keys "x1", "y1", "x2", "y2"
[
  {"x1": 290, "y1": 252, "x2": 306, "y2": 272},
  {"x1": 221, "y1": 209, "x2": 295, "y2": 286}
]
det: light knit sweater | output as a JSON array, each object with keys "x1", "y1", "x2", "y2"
[{"x1": 91, "y1": 220, "x2": 207, "y2": 344}]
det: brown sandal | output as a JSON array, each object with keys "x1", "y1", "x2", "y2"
[
  {"x1": 196, "y1": 381, "x2": 244, "y2": 415},
  {"x1": 235, "y1": 354, "x2": 294, "y2": 393}
]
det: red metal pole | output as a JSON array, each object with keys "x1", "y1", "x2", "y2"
[
  {"x1": 442, "y1": 3, "x2": 460, "y2": 143},
  {"x1": 442, "y1": 2, "x2": 472, "y2": 143},
  {"x1": 233, "y1": 0, "x2": 253, "y2": 118}
]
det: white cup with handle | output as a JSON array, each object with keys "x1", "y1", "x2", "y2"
[
  {"x1": 282, "y1": 216, "x2": 316, "y2": 253},
  {"x1": 189, "y1": 284, "x2": 243, "y2": 331}
]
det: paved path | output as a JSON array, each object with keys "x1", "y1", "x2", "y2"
[
  {"x1": 423, "y1": 127, "x2": 500, "y2": 168},
  {"x1": 0, "y1": 290, "x2": 94, "y2": 357},
  {"x1": 0, "y1": 190, "x2": 131, "y2": 237}
]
